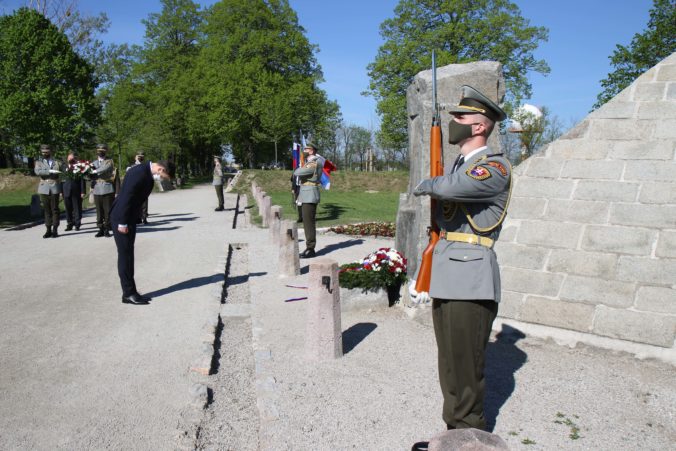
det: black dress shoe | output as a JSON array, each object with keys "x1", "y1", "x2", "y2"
[
  {"x1": 75, "y1": 225, "x2": 80, "y2": 231},
  {"x1": 122, "y1": 294, "x2": 149, "y2": 305},
  {"x1": 142, "y1": 219, "x2": 148, "y2": 225},
  {"x1": 299, "y1": 249, "x2": 316, "y2": 258},
  {"x1": 95, "y1": 228, "x2": 104, "y2": 237},
  {"x1": 214, "y1": 207, "x2": 224, "y2": 211},
  {"x1": 135, "y1": 292, "x2": 152, "y2": 302},
  {"x1": 104, "y1": 229, "x2": 112, "y2": 237},
  {"x1": 43, "y1": 228, "x2": 52, "y2": 239},
  {"x1": 411, "y1": 442, "x2": 429, "y2": 451},
  {"x1": 65, "y1": 224, "x2": 73, "y2": 231}
]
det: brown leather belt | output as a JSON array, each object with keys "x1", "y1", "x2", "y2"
[{"x1": 440, "y1": 231, "x2": 494, "y2": 248}]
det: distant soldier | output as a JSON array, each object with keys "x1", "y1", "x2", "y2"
[
  {"x1": 34, "y1": 144, "x2": 62, "y2": 238},
  {"x1": 293, "y1": 142, "x2": 323, "y2": 258},
  {"x1": 213, "y1": 155, "x2": 224, "y2": 211},
  {"x1": 91, "y1": 144, "x2": 117, "y2": 237},
  {"x1": 63, "y1": 152, "x2": 86, "y2": 231},
  {"x1": 127, "y1": 152, "x2": 149, "y2": 224}
]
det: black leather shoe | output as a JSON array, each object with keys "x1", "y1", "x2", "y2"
[
  {"x1": 411, "y1": 442, "x2": 429, "y2": 451},
  {"x1": 214, "y1": 207, "x2": 224, "y2": 211},
  {"x1": 142, "y1": 219, "x2": 148, "y2": 225},
  {"x1": 104, "y1": 229, "x2": 112, "y2": 237},
  {"x1": 75, "y1": 225, "x2": 80, "y2": 231},
  {"x1": 51, "y1": 227, "x2": 58, "y2": 238},
  {"x1": 43, "y1": 228, "x2": 52, "y2": 239},
  {"x1": 122, "y1": 294, "x2": 149, "y2": 305},
  {"x1": 136, "y1": 292, "x2": 152, "y2": 302},
  {"x1": 65, "y1": 224, "x2": 73, "y2": 231},
  {"x1": 95, "y1": 228, "x2": 104, "y2": 237},
  {"x1": 299, "y1": 249, "x2": 316, "y2": 258}
]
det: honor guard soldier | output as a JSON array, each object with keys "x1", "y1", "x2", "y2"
[
  {"x1": 213, "y1": 155, "x2": 225, "y2": 211},
  {"x1": 91, "y1": 143, "x2": 117, "y2": 237},
  {"x1": 293, "y1": 142, "x2": 323, "y2": 258},
  {"x1": 412, "y1": 85, "x2": 511, "y2": 434},
  {"x1": 34, "y1": 144, "x2": 63, "y2": 238}
]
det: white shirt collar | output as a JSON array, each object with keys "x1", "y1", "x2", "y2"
[{"x1": 463, "y1": 146, "x2": 488, "y2": 162}]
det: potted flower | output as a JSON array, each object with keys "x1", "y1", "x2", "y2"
[{"x1": 338, "y1": 247, "x2": 407, "y2": 308}]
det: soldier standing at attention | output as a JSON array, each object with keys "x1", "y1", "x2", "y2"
[
  {"x1": 293, "y1": 142, "x2": 323, "y2": 258},
  {"x1": 411, "y1": 86, "x2": 511, "y2": 438},
  {"x1": 213, "y1": 155, "x2": 225, "y2": 211},
  {"x1": 63, "y1": 152, "x2": 86, "y2": 231},
  {"x1": 91, "y1": 143, "x2": 116, "y2": 237},
  {"x1": 34, "y1": 144, "x2": 62, "y2": 238}
]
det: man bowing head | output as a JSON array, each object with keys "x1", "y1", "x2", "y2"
[{"x1": 111, "y1": 159, "x2": 175, "y2": 305}]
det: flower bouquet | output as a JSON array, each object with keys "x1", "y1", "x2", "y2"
[
  {"x1": 65, "y1": 160, "x2": 93, "y2": 179},
  {"x1": 338, "y1": 247, "x2": 407, "y2": 292}
]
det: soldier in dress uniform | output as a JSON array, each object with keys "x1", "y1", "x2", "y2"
[
  {"x1": 293, "y1": 142, "x2": 323, "y2": 258},
  {"x1": 213, "y1": 155, "x2": 225, "y2": 211},
  {"x1": 63, "y1": 152, "x2": 86, "y2": 231},
  {"x1": 91, "y1": 143, "x2": 117, "y2": 237},
  {"x1": 34, "y1": 144, "x2": 63, "y2": 238},
  {"x1": 411, "y1": 85, "x2": 511, "y2": 436}
]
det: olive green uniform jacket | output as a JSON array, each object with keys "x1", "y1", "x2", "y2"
[
  {"x1": 293, "y1": 160, "x2": 322, "y2": 204},
  {"x1": 34, "y1": 158, "x2": 63, "y2": 195}
]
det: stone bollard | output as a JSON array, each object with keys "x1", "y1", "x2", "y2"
[
  {"x1": 305, "y1": 259, "x2": 342, "y2": 360},
  {"x1": 269, "y1": 205, "x2": 282, "y2": 245},
  {"x1": 278, "y1": 220, "x2": 300, "y2": 277},
  {"x1": 30, "y1": 194, "x2": 42, "y2": 217},
  {"x1": 261, "y1": 193, "x2": 271, "y2": 227}
]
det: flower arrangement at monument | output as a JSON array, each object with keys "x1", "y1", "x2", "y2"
[
  {"x1": 338, "y1": 247, "x2": 407, "y2": 291},
  {"x1": 329, "y1": 222, "x2": 395, "y2": 237},
  {"x1": 65, "y1": 160, "x2": 93, "y2": 179}
]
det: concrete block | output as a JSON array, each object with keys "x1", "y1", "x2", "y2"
[
  {"x1": 624, "y1": 161, "x2": 676, "y2": 182},
  {"x1": 589, "y1": 119, "x2": 654, "y2": 140},
  {"x1": 581, "y1": 225, "x2": 657, "y2": 256},
  {"x1": 573, "y1": 180, "x2": 639, "y2": 202},
  {"x1": 524, "y1": 156, "x2": 564, "y2": 178},
  {"x1": 668, "y1": 83, "x2": 676, "y2": 100},
  {"x1": 655, "y1": 63, "x2": 676, "y2": 81},
  {"x1": 656, "y1": 231, "x2": 676, "y2": 258},
  {"x1": 610, "y1": 204, "x2": 676, "y2": 228},
  {"x1": 560, "y1": 275, "x2": 635, "y2": 308},
  {"x1": 635, "y1": 286, "x2": 676, "y2": 314},
  {"x1": 593, "y1": 306, "x2": 676, "y2": 347},
  {"x1": 269, "y1": 205, "x2": 282, "y2": 245},
  {"x1": 520, "y1": 296, "x2": 595, "y2": 332},
  {"x1": 561, "y1": 160, "x2": 624, "y2": 180},
  {"x1": 558, "y1": 120, "x2": 590, "y2": 141},
  {"x1": 547, "y1": 249, "x2": 618, "y2": 278},
  {"x1": 637, "y1": 101, "x2": 676, "y2": 119},
  {"x1": 261, "y1": 194, "x2": 271, "y2": 227},
  {"x1": 339, "y1": 287, "x2": 389, "y2": 311},
  {"x1": 545, "y1": 199, "x2": 610, "y2": 224},
  {"x1": 609, "y1": 140, "x2": 674, "y2": 160},
  {"x1": 505, "y1": 197, "x2": 546, "y2": 219},
  {"x1": 512, "y1": 178, "x2": 575, "y2": 199},
  {"x1": 496, "y1": 290, "x2": 524, "y2": 320},
  {"x1": 305, "y1": 259, "x2": 342, "y2": 360},
  {"x1": 498, "y1": 223, "x2": 518, "y2": 242},
  {"x1": 501, "y1": 267, "x2": 565, "y2": 297},
  {"x1": 634, "y1": 82, "x2": 668, "y2": 101},
  {"x1": 516, "y1": 220, "x2": 583, "y2": 249},
  {"x1": 278, "y1": 220, "x2": 300, "y2": 277},
  {"x1": 653, "y1": 119, "x2": 676, "y2": 139},
  {"x1": 592, "y1": 101, "x2": 636, "y2": 119},
  {"x1": 495, "y1": 242, "x2": 549, "y2": 270},
  {"x1": 639, "y1": 182, "x2": 676, "y2": 204},
  {"x1": 546, "y1": 138, "x2": 608, "y2": 159},
  {"x1": 617, "y1": 256, "x2": 676, "y2": 285}
]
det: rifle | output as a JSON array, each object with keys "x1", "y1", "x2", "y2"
[{"x1": 415, "y1": 51, "x2": 444, "y2": 294}]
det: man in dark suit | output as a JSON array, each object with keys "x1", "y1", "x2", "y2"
[
  {"x1": 63, "y1": 152, "x2": 86, "y2": 231},
  {"x1": 110, "y1": 159, "x2": 175, "y2": 305}
]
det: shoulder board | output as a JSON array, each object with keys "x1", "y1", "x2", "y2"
[{"x1": 486, "y1": 152, "x2": 504, "y2": 157}]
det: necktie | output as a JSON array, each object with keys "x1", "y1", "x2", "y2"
[{"x1": 452, "y1": 155, "x2": 465, "y2": 173}]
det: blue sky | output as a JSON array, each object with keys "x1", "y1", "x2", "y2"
[{"x1": 1, "y1": 0, "x2": 655, "y2": 130}]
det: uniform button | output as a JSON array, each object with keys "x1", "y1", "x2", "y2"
[{"x1": 463, "y1": 255, "x2": 467, "y2": 260}]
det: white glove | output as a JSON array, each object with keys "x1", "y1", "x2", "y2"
[
  {"x1": 90, "y1": 169, "x2": 98, "y2": 174},
  {"x1": 408, "y1": 279, "x2": 430, "y2": 305},
  {"x1": 48, "y1": 169, "x2": 61, "y2": 174}
]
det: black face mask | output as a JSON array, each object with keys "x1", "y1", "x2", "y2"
[
  {"x1": 448, "y1": 120, "x2": 477, "y2": 145},
  {"x1": 68, "y1": 159, "x2": 75, "y2": 164}
]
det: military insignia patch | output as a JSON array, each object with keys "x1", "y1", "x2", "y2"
[
  {"x1": 487, "y1": 161, "x2": 507, "y2": 176},
  {"x1": 466, "y1": 165, "x2": 491, "y2": 180}
]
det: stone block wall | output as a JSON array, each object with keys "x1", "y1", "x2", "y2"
[{"x1": 496, "y1": 52, "x2": 676, "y2": 353}]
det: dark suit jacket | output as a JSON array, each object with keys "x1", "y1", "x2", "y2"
[
  {"x1": 110, "y1": 163, "x2": 154, "y2": 226},
  {"x1": 63, "y1": 177, "x2": 86, "y2": 197}
]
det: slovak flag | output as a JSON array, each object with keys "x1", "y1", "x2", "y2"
[
  {"x1": 320, "y1": 158, "x2": 337, "y2": 190},
  {"x1": 291, "y1": 143, "x2": 301, "y2": 169}
]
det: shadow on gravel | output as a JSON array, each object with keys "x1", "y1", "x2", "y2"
[
  {"x1": 148, "y1": 212, "x2": 194, "y2": 218},
  {"x1": 136, "y1": 226, "x2": 182, "y2": 233},
  {"x1": 484, "y1": 324, "x2": 528, "y2": 432},
  {"x1": 342, "y1": 322, "x2": 378, "y2": 354},
  {"x1": 144, "y1": 274, "x2": 221, "y2": 298},
  {"x1": 140, "y1": 216, "x2": 198, "y2": 226},
  {"x1": 228, "y1": 272, "x2": 267, "y2": 286},
  {"x1": 316, "y1": 238, "x2": 365, "y2": 257}
]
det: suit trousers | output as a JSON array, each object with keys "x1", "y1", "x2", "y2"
[
  {"x1": 141, "y1": 199, "x2": 148, "y2": 220},
  {"x1": 113, "y1": 224, "x2": 137, "y2": 296},
  {"x1": 215, "y1": 185, "x2": 224, "y2": 208},
  {"x1": 64, "y1": 193, "x2": 83, "y2": 226},
  {"x1": 301, "y1": 202, "x2": 317, "y2": 250},
  {"x1": 95, "y1": 193, "x2": 114, "y2": 229},
  {"x1": 432, "y1": 298, "x2": 498, "y2": 430},
  {"x1": 40, "y1": 193, "x2": 60, "y2": 227}
]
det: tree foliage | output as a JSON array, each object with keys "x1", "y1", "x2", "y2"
[
  {"x1": 0, "y1": 7, "x2": 99, "y2": 165},
  {"x1": 594, "y1": 0, "x2": 676, "y2": 108},
  {"x1": 366, "y1": 0, "x2": 550, "y2": 151}
]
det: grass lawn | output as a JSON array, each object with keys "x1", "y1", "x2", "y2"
[
  {"x1": 0, "y1": 170, "x2": 40, "y2": 227},
  {"x1": 235, "y1": 169, "x2": 408, "y2": 228}
]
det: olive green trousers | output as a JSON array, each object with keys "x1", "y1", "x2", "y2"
[
  {"x1": 301, "y1": 202, "x2": 317, "y2": 250},
  {"x1": 432, "y1": 298, "x2": 498, "y2": 430}
]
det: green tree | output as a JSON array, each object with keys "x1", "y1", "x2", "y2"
[
  {"x1": 366, "y1": 0, "x2": 550, "y2": 150},
  {"x1": 594, "y1": 0, "x2": 675, "y2": 108},
  {"x1": 0, "y1": 8, "x2": 99, "y2": 167}
]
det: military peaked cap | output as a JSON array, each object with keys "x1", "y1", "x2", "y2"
[
  {"x1": 40, "y1": 144, "x2": 51, "y2": 153},
  {"x1": 447, "y1": 85, "x2": 507, "y2": 122},
  {"x1": 304, "y1": 142, "x2": 318, "y2": 151},
  {"x1": 96, "y1": 143, "x2": 108, "y2": 152}
]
